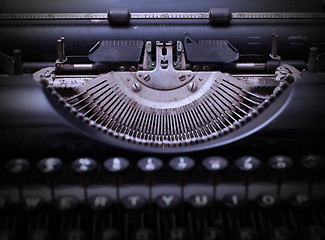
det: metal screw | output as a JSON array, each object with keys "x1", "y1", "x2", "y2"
[
  {"x1": 119, "y1": 66, "x2": 126, "y2": 71},
  {"x1": 193, "y1": 65, "x2": 199, "y2": 71},
  {"x1": 187, "y1": 72, "x2": 192, "y2": 77},
  {"x1": 138, "y1": 73, "x2": 142, "y2": 77},
  {"x1": 179, "y1": 74, "x2": 186, "y2": 81},
  {"x1": 129, "y1": 66, "x2": 137, "y2": 72},
  {"x1": 44, "y1": 71, "x2": 51, "y2": 78},
  {"x1": 188, "y1": 82, "x2": 197, "y2": 92},
  {"x1": 143, "y1": 74, "x2": 151, "y2": 81},
  {"x1": 203, "y1": 65, "x2": 209, "y2": 71},
  {"x1": 132, "y1": 82, "x2": 142, "y2": 92}
]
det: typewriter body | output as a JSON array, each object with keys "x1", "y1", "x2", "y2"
[{"x1": 1, "y1": 0, "x2": 325, "y2": 239}]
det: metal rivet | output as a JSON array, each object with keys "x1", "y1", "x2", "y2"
[
  {"x1": 188, "y1": 82, "x2": 197, "y2": 92},
  {"x1": 138, "y1": 73, "x2": 142, "y2": 77},
  {"x1": 187, "y1": 72, "x2": 192, "y2": 77},
  {"x1": 199, "y1": 77, "x2": 203, "y2": 81},
  {"x1": 132, "y1": 82, "x2": 142, "y2": 92}
]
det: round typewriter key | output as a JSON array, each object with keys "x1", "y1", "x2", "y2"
[
  {"x1": 201, "y1": 228, "x2": 224, "y2": 240},
  {"x1": 5, "y1": 158, "x2": 30, "y2": 173},
  {"x1": 38, "y1": 157, "x2": 63, "y2": 173},
  {"x1": 290, "y1": 194, "x2": 312, "y2": 207},
  {"x1": 0, "y1": 231, "x2": 15, "y2": 240},
  {"x1": 169, "y1": 156, "x2": 195, "y2": 172},
  {"x1": 300, "y1": 155, "x2": 325, "y2": 169},
  {"x1": 121, "y1": 195, "x2": 146, "y2": 210},
  {"x1": 304, "y1": 226, "x2": 325, "y2": 240},
  {"x1": 71, "y1": 157, "x2": 97, "y2": 173},
  {"x1": 235, "y1": 156, "x2": 260, "y2": 171},
  {"x1": 133, "y1": 228, "x2": 155, "y2": 240},
  {"x1": 167, "y1": 228, "x2": 189, "y2": 240},
  {"x1": 257, "y1": 194, "x2": 279, "y2": 208},
  {"x1": 137, "y1": 157, "x2": 163, "y2": 172},
  {"x1": 55, "y1": 196, "x2": 79, "y2": 211},
  {"x1": 268, "y1": 155, "x2": 293, "y2": 170},
  {"x1": 189, "y1": 194, "x2": 213, "y2": 208},
  {"x1": 64, "y1": 229, "x2": 86, "y2": 240},
  {"x1": 223, "y1": 193, "x2": 246, "y2": 208},
  {"x1": 23, "y1": 195, "x2": 44, "y2": 210},
  {"x1": 30, "y1": 229, "x2": 51, "y2": 240},
  {"x1": 0, "y1": 196, "x2": 10, "y2": 209},
  {"x1": 202, "y1": 156, "x2": 228, "y2": 171},
  {"x1": 236, "y1": 227, "x2": 259, "y2": 240},
  {"x1": 100, "y1": 229, "x2": 121, "y2": 240},
  {"x1": 88, "y1": 195, "x2": 112, "y2": 210},
  {"x1": 103, "y1": 157, "x2": 129, "y2": 172},
  {"x1": 156, "y1": 194, "x2": 180, "y2": 209},
  {"x1": 270, "y1": 227, "x2": 293, "y2": 240}
]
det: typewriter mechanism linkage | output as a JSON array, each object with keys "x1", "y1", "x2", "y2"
[{"x1": 33, "y1": 31, "x2": 303, "y2": 151}]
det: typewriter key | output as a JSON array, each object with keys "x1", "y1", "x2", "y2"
[
  {"x1": 156, "y1": 194, "x2": 180, "y2": 209},
  {"x1": 202, "y1": 156, "x2": 228, "y2": 172},
  {"x1": 166, "y1": 228, "x2": 189, "y2": 240},
  {"x1": 235, "y1": 156, "x2": 260, "y2": 172},
  {"x1": 55, "y1": 196, "x2": 79, "y2": 211},
  {"x1": 22, "y1": 195, "x2": 43, "y2": 210},
  {"x1": 268, "y1": 155, "x2": 293, "y2": 170},
  {"x1": 100, "y1": 229, "x2": 121, "y2": 240},
  {"x1": 132, "y1": 228, "x2": 155, "y2": 240},
  {"x1": 38, "y1": 157, "x2": 63, "y2": 173},
  {"x1": 223, "y1": 193, "x2": 246, "y2": 208},
  {"x1": 169, "y1": 156, "x2": 195, "y2": 172},
  {"x1": 88, "y1": 195, "x2": 112, "y2": 210},
  {"x1": 5, "y1": 158, "x2": 30, "y2": 173},
  {"x1": 300, "y1": 155, "x2": 325, "y2": 169},
  {"x1": 0, "y1": 196, "x2": 10, "y2": 209},
  {"x1": 137, "y1": 157, "x2": 163, "y2": 172},
  {"x1": 71, "y1": 157, "x2": 97, "y2": 173},
  {"x1": 64, "y1": 229, "x2": 86, "y2": 240},
  {"x1": 30, "y1": 229, "x2": 51, "y2": 240},
  {"x1": 270, "y1": 227, "x2": 293, "y2": 240},
  {"x1": 290, "y1": 193, "x2": 312, "y2": 207},
  {"x1": 257, "y1": 194, "x2": 279, "y2": 208},
  {"x1": 103, "y1": 157, "x2": 129, "y2": 172},
  {"x1": 189, "y1": 194, "x2": 213, "y2": 208},
  {"x1": 121, "y1": 194, "x2": 146, "y2": 209}
]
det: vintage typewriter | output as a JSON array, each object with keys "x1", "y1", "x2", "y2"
[{"x1": 1, "y1": 0, "x2": 325, "y2": 239}]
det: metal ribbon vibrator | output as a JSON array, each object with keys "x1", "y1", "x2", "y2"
[{"x1": 1, "y1": 4, "x2": 325, "y2": 240}]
